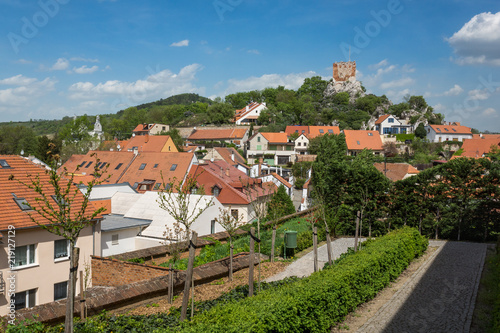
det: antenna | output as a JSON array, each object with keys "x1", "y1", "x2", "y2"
[{"x1": 349, "y1": 46, "x2": 351, "y2": 62}]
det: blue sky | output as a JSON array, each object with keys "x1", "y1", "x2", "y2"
[{"x1": 1, "y1": 0, "x2": 500, "y2": 132}]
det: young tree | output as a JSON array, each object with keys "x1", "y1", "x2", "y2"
[
  {"x1": 10, "y1": 148, "x2": 107, "y2": 333},
  {"x1": 215, "y1": 207, "x2": 244, "y2": 281}
]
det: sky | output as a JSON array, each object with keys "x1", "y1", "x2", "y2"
[{"x1": 1, "y1": 0, "x2": 500, "y2": 132}]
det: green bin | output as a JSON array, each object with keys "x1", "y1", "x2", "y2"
[{"x1": 283, "y1": 231, "x2": 297, "y2": 259}]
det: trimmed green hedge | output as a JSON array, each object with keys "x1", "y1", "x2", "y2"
[{"x1": 174, "y1": 227, "x2": 428, "y2": 333}]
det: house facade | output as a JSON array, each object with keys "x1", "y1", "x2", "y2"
[
  {"x1": 425, "y1": 123, "x2": 473, "y2": 143},
  {"x1": 188, "y1": 128, "x2": 249, "y2": 147},
  {"x1": 234, "y1": 102, "x2": 267, "y2": 125},
  {"x1": 246, "y1": 132, "x2": 295, "y2": 165},
  {"x1": 343, "y1": 130, "x2": 384, "y2": 156},
  {"x1": 375, "y1": 115, "x2": 411, "y2": 134},
  {"x1": 0, "y1": 156, "x2": 101, "y2": 316},
  {"x1": 132, "y1": 123, "x2": 170, "y2": 136}
]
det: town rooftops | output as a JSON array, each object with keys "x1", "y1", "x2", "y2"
[
  {"x1": 0, "y1": 155, "x2": 101, "y2": 231},
  {"x1": 428, "y1": 124, "x2": 472, "y2": 135},
  {"x1": 373, "y1": 162, "x2": 419, "y2": 181},
  {"x1": 188, "y1": 128, "x2": 247, "y2": 141},
  {"x1": 458, "y1": 138, "x2": 500, "y2": 158},
  {"x1": 285, "y1": 125, "x2": 340, "y2": 138},
  {"x1": 234, "y1": 102, "x2": 266, "y2": 122},
  {"x1": 343, "y1": 130, "x2": 383, "y2": 151},
  {"x1": 118, "y1": 135, "x2": 177, "y2": 153}
]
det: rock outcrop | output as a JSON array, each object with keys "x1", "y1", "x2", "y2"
[{"x1": 324, "y1": 77, "x2": 366, "y2": 103}]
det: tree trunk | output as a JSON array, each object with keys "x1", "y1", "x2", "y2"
[
  {"x1": 180, "y1": 231, "x2": 197, "y2": 321},
  {"x1": 79, "y1": 270, "x2": 85, "y2": 321},
  {"x1": 325, "y1": 225, "x2": 332, "y2": 265},
  {"x1": 359, "y1": 211, "x2": 363, "y2": 239},
  {"x1": 271, "y1": 226, "x2": 276, "y2": 262},
  {"x1": 369, "y1": 221, "x2": 372, "y2": 238},
  {"x1": 313, "y1": 226, "x2": 318, "y2": 272},
  {"x1": 168, "y1": 263, "x2": 173, "y2": 304},
  {"x1": 65, "y1": 245, "x2": 79, "y2": 333},
  {"x1": 229, "y1": 240, "x2": 233, "y2": 282},
  {"x1": 248, "y1": 227, "x2": 255, "y2": 297},
  {"x1": 257, "y1": 220, "x2": 261, "y2": 292},
  {"x1": 354, "y1": 212, "x2": 359, "y2": 253}
]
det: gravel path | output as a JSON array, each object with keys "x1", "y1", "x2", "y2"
[
  {"x1": 265, "y1": 237, "x2": 364, "y2": 282},
  {"x1": 357, "y1": 240, "x2": 487, "y2": 333}
]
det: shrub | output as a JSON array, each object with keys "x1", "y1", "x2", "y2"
[{"x1": 176, "y1": 227, "x2": 427, "y2": 333}]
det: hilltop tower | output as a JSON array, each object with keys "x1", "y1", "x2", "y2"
[{"x1": 333, "y1": 61, "x2": 356, "y2": 82}]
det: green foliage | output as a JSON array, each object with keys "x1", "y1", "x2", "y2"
[
  {"x1": 176, "y1": 228, "x2": 427, "y2": 333},
  {"x1": 297, "y1": 76, "x2": 329, "y2": 102},
  {"x1": 267, "y1": 185, "x2": 296, "y2": 220},
  {"x1": 415, "y1": 123, "x2": 427, "y2": 138},
  {"x1": 127, "y1": 258, "x2": 145, "y2": 264},
  {"x1": 355, "y1": 94, "x2": 381, "y2": 114},
  {"x1": 408, "y1": 95, "x2": 428, "y2": 111},
  {"x1": 294, "y1": 177, "x2": 306, "y2": 189},
  {"x1": 331, "y1": 92, "x2": 350, "y2": 105},
  {"x1": 388, "y1": 102, "x2": 409, "y2": 118}
]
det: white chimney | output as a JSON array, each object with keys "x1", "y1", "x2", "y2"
[
  {"x1": 231, "y1": 151, "x2": 235, "y2": 161},
  {"x1": 246, "y1": 105, "x2": 249, "y2": 111}
]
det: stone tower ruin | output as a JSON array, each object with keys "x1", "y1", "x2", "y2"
[{"x1": 333, "y1": 61, "x2": 356, "y2": 82}]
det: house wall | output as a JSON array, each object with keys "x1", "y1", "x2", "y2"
[
  {"x1": 150, "y1": 124, "x2": 169, "y2": 135},
  {"x1": 247, "y1": 134, "x2": 295, "y2": 165},
  {"x1": 101, "y1": 227, "x2": 145, "y2": 257},
  {"x1": 160, "y1": 137, "x2": 178, "y2": 153},
  {"x1": 0, "y1": 224, "x2": 99, "y2": 316},
  {"x1": 235, "y1": 104, "x2": 267, "y2": 125},
  {"x1": 294, "y1": 135, "x2": 309, "y2": 154},
  {"x1": 425, "y1": 127, "x2": 473, "y2": 143}
]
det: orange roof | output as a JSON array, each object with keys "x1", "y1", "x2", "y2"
[
  {"x1": 270, "y1": 172, "x2": 292, "y2": 188},
  {"x1": 373, "y1": 163, "x2": 419, "y2": 181},
  {"x1": 0, "y1": 155, "x2": 101, "y2": 231},
  {"x1": 189, "y1": 161, "x2": 275, "y2": 205},
  {"x1": 285, "y1": 125, "x2": 340, "y2": 139},
  {"x1": 472, "y1": 134, "x2": 500, "y2": 139},
  {"x1": 118, "y1": 152, "x2": 194, "y2": 188},
  {"x1": 213, "y1": 147, "x2": 246, "y2": 165},
  {"x1": 188, "y1": 128, "x2": 247, "y2": 140},
  {"x1": 344, "y1": 130, "x2": 383, "y2": 151},
  {"x1": 234, "y1": 102, "x2": 266, "y2": 122},
  {"x1": 132, "y1": 123, "x2": 157, "y2": 133},
  {"x1": 260, "y1": 132, "x2": 290, "y2": 144},
  {"x1": 307, "y1": 126, "x2": 340, "y2": 139},
  {"x1": 120, "y1": 135, "x2": 177, "y2": 152},
  {"x1": 375, "y1": 115, "x2": 391, "y2": 125},
  {"x1": 459, "y1": 138, "x2": 500, "y2": 158},
  {"x1": 429, "y1": 125, "x2": 472, "y2": 135}
]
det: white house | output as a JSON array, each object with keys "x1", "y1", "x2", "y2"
[
  {"x1": 375, "y1": 115, "x2": 412, "y2": 135},
  {"x1": 425, "y1": 123, "x2": 473, "y2": 143},
  {"x1": 234, "y1": 102, "x2": 267, "y2": 125},
  {"x1": 246, "y1": 132, "x2": 295, "y2": 165}
]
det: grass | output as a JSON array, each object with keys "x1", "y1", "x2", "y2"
[{"x1": 471, "y1": 245, "x2": 500, "y2": 332}]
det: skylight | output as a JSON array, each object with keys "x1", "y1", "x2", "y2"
[
  {"x1": 444, "y1": 128, "x2": 449, "y2": 132},
  {"x1": 319, "y1": 129, "x2": 324, "y2": 134},
  {"x1": 79, "y1": 161, "x2": 87, "y2": 167},
  {"x1": 170, "y1": 164, "x2": 178, "y2": 171},
  {"x1": 437, "y1": 128, "x2": 441, "y2": 132},
  {"x1": 0, "y1": 159, "x2": 11, "y2": 168},
  {"x1": 328, "y1": 129, "x2": 333, "y2": 133},
  {"x1": 115, "y1": 163, "x2": 123, "y2": 170},
  {"x1": 139, "y1": 163, "x2": 147, "y2": 170},
  {"x1": 153, "y1": 164, "x2": 159, "y2": 168},
  {"x1": 368, "y1": 132, "x2": 373, "y2": 136},
  {"x1": 85, "y1": 161, "x2": 93, "y2": 168},
  {"x1": 14, "y1": 197, "x2": 31, "y2": 211},
  {"x1": 357, "y1": 141, "x2": 361, "y2": 145},
  {"x1": 452, "y1": 128, "x2": 457, "y2": 132}
]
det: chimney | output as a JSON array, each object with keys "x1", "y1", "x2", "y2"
[
  {"x1": 231, "y1": 151, "x2": 235, "y2": 161},
  {"x1": 145, "y1": 134, "x2": 149, "y2": 143},
  {"x1": 258, "y1": 158, "x2": 263, "y2": 176},
  {"x1": 133, "y1": 147, "x2": 139, "y2": 156},
  {"x1": 246, "y1": 105, "x2": 249, "y2": 112},
  {"x1": 225, "y1": 168, "x2": 230, "y2": 177}
]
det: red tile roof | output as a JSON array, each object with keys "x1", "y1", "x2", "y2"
[
  {"x1": 120, "y1": 135, "x2": 177, "y2": 152},
  {"x1": 459, "y1": 138, "x2": 500, "y2": 158},
  {"x1": 472, "y1": 134, "x2": 500, "y2": 139},
  {"x1": 285, "y1": 126, "x2": 309, "y2": 136},
  {"x1": 375, "y1": 115, "x2": 391, "y2": 125},
  {"x1": 429, "y1": 125, "x2": 472, "y2": 135},
  {"x1": 285, "y1": 126, "x2": 340, "y2": 139},
  {"x1": 0, "y1": 155, "x2": 101, "y2": 231},
  {"x1": 188, "y1": 128, "x2": 247, "y2": 140},
  {"x1": 373, "y1": 163, "x2": 419, "y2": 181},
  {"x1": 260, "y1": 132, "x2": 290, "y2": 144},
  {"x1": 270, "y1": 172, "x2": 292, "y2": 188},
  {"x1": 344, "y1": 130, "x2": 383, "y2": 151},
  {"x1": 213, "y1": 147, "x2": 246, "y2": 165},
  {"x1": 234, "y1": 102, "x2": 266, "y2": 122}
]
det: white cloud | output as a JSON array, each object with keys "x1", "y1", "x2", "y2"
[
  {"x1": 70, "y1": 57, "x2": 99, "y2": 63},
  {"x1": 385, "y1": 88, "x2": 410, "y2": 103},
  {"x1": 50, "y1": 58, "x2": 70, "y2": 71},
  {"x1": 222, "y1": 71, "x2": 322, "y2": 96},
  {"x1": 380, "y1": 78, "x2": 414, "y2": 90},
  {"x1": 15, "y1": 59, "x2": 32, "y2": 65},
  {"x1": 72, "y1": 65, "x2": 99, "y2": 74},
  {"x1": 0, "y1": 74, "x2": 37, "y2": 86},
  {"x1": 433, "y1": 103, "x2": 448, "y2": 112},
  {"x1": 468, "y1": 89, "x2": 489, "y2": 100},
  {"x1": 68, "y1": 64, "x2": 204, "y2": 104},
  {"x1": 447, "y1": 12, "x2": 500, "y2": 66},
  {"x1": 247, "y1": 49, "x2": 261, "y2": 55},
  {"x1": 368, "y1": 59, "x2": 389, "y2": 70},
  {"x1": 442, "y1": 84, "x2": 464, "y2": 96},
  {"x1": 170, "y1": 39, "x2": 189, "y2": 47},
  {"x1": 482, "y1": 107, "x2": 496, "y2": 116}
]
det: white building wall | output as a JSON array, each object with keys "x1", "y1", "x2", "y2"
[{"x1": 101, "y1": 227, "x2": 144, "y2": 257}]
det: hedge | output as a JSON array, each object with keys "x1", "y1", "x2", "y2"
[{"x1": 173, "y1": 227, "x2": 428, "y2": 333}]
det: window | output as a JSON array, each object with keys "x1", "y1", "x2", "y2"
[
  {"x1": 368, "y1": 132, "x2": 373, "y2": 136},
  {"x1": 388, "y1": 118, "x2": 394, "y2": 123},
  {"x1": 132, "y1": 182, "x2": 138, "y2": 189},
  {"x1": 14, "y1": 244, "x2": 35, "y2": 267},
  {"x1": 328, "y1": 129, "x2": 333, "y2": 134},
  {"x1": 51, "y1": 195, "x2": 68, "y2": 208},
  {"x1": 14, "y1": 289, "x2": 36, "y2": 310},
  {"x1": 356, "y1": 141, "x2": 361, "y2": 145},
  {"x1": 211, "y1": 220, "x2": 216, "y2": 234},
  {"x1": 297, "y1": 142, "x2": 301, "y2": 146},
  {"x1": 0, "y1": 159, "x2": 11, "y2": 168},
  {"x1": 54, "y1": 239, "x2": 69, "y2": 260},
  {"x1": 14, "y1": 197, "x2": 31, "y2": 211},
  {"x1": 139, "y1": 163, "x2": 147, "y2": 170},
  {"x1": 257, "y1": 136, "x2": 261, "y2": 142},
  {"x1": 213, "y1": 186, "x2": 220, "y2": 197},
  {"x1": 85, "y1": 161, "x2": 93, "y2": 168},
  {"x1": 170, "y1": 164, "x2": 177, "y2": 171},
  {"x1": 437, "y1": 128, "x2": 441, "y2": 132},
  {"x1": 79, "y1": 161, "x2": 87, "y2": 167},
  {"x1": 301, "y1": 130, "x2": 305, "y2": 134},
  {"x1": 231, "y1": 209, "x2": 238, "y2": 219},
  {"x1": 153, "y1": 164, "x2": 159, "y2": 168},
  {"x1": 54, "y1": 281, "x2": 68, "y2": 301},
  {"x1": 256, "y1": 145, "x2": 262, "y2": 150},
  {"x1": 154, "y1": 183, "x2": 161, "y2": 190},
  {"x1": 112, "y1": 234, "x2": 119, "y2": 245},
  {"x1": 115, "y1": 163, "x2": 123, "y2": 170},
  {"x1": 319, "y1": 129, "x2": 324, "y2": 134},
  {"x1": 452, "y1": 128, "x2": 457, "y2": 132},
  {"x1": 444, "y1": 128, "x2": 449, "y2": 132}
]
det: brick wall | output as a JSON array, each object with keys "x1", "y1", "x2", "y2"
[{"x1": 91, "y1": 256, "x2": 171, "y2": 287}]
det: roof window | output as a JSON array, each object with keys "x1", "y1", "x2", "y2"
[
  {"x1": 319, "y1": 129, "x2": 324, "y2": 134},
  {"x1": 328, "y1": 129, "x2": 333, "y2": 134},
  {"x1": 437, "y1": 128, "x2": 441, "y2": 132},
  {"x1": 452, "y1": 128, "x2": 457, "y2": 132},
  {"x1": 85, "y1": 161, "x2": 93, "y2": 168},
  {"x1": 0, "y1": 159, "x2": 11, "y2": 168},
  {"x1": 14, "y1": 196, "x2": 31, "y2": 211},
  {"x1": 153, "y1": 164, "x2": 159, "y2": 168},
  {"x1": 79, "y1": 161, "x2": 87, "y2": 168},
  {"x1": 357, "y1": 141, "x2": 361, "y2": 145},
  {"x1": 115, "y1": 163, "x2": 123, "y2": 170},
  {"x1": 444, "y1": 128, "x2": 449, "y2": 132},
  {"x1": 368, "y1": 132, "x2": 373, "y2": 136},
  {"x1": 139, "y1": 163, "x2": 147, "y2": 170},
  {"x1": 170, "y1": 164, "x2": 178, "y2": 171}
]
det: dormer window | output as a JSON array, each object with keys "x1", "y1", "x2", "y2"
[{"x1": 212, "y1": 186, "x2": 221, "y2": 197}]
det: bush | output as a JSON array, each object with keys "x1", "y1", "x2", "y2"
[
  {"x1": 176, "y1": 227, "x2": 428, "y2": 333},
  {"x1": 294, "y1": 178, "x2": 306, "y2": 189},
  {"x1": 395, "y1": 133, "x2": 415, "y2": 142}
]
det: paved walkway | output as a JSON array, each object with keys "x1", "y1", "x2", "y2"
[
  {"x1": 357, "y1": 241, "x2": 487, "y2": 333},
  {"x1": 265, "y1": 237, "x2": 364, "y2": 282}
]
